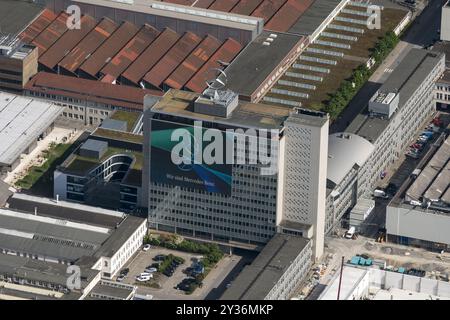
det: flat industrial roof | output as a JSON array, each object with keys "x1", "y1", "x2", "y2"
[
  {"x1": 152, "y1": 89, "x2": 292, "y2": 129},
  {"x1": 221, "y1": 234, "x2": 310, "y2": 300},
  {"x1": 350, "y1": 49, "x2": 444, "y2": 143},
  {"x1": 86, "y1": 281, "x2": 134, "y2": 300},
  {"x1": 288, "y1": 0, "x2": 343, "y2": 36},
  {"x1": 8, "y1": 193, "x2": 124, "y2": 228},
  {"x1": 0, "y1": 0, "x2": 44, "y2": 36},
  {"x1": 25, "y1": 72, "x2": 163, "y2": 111},
  {"x1": 0, "y1": 92, "x2": 61, "y2": 166},
  {"x1": 0, "y1": 208, "x2": 110, "y2": 261},
  {"x1": 222, "y1": 31, "x2": 304, "y2": 98}
]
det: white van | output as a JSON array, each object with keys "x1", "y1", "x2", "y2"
[{"x1": 345, "y1": 227, "x2": 356, "y2": 239}]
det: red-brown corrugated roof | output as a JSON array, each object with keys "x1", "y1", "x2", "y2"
[
  {"x1": 252, "y1": 0, "x2": 287, "y2": 23},
  {"x1": 100, "y1": 24, "x2": 160, "y2": 81},
  {"x1": 19, "y1": 9, "x2": 57, "y2": 44},
  {"x1": 231, "y1": 0, "x2": 264, "y2": 15},
  {"x1": 121, "y1": 28, "x2": 180, "y2": 85},
  {"x1": 143, "y1": 31, "x2": 202, "y2": 89},
  {"x1": 39, "y1": 15, "x2": 97, "y2": 70},
  {"x1": 25, "y1": 72, "x2": 163, "y2": 111},
  {"x1": 32, "y1": 12, "x2": 69, "y2": 56},
  {"x1": 58, "y1": 18, "x2": 117, "y2": 74},
  {"x1": 265, "y1": 0, "x2": 314, "y2": 32},
  {"x1": 164, "y1": 35, "x2": 221, "y2": 90},
  {"x1": 208, "y1": 0, "x2": 240, "y2": 12},
  {"x1": 185, "y1": 38, "x2": 242, "y2": 93},
  {"x1": 78, "y1": 21, "x2": 139, "y2": 78}
]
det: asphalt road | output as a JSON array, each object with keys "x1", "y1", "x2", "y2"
[{"x1": 331, "y1": 0, "x2": 445, "y2": 134}]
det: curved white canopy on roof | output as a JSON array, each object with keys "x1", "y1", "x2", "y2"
[{"x1": 327, "y1": 133, "x2": 375, "y2": 186}]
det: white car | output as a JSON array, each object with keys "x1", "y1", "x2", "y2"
[
  {"x1": 136, "y1": 275, "x2": 152, "y2": 282},
  {"x1": 144, "y1": 267, "x2": 158, "y2": 273},
  {"x1": 143, "y1": 244, "x2": 151, "y2": 251},
  {"x1": 139, "y1": 272, "x2": 153, "y2": 278}
]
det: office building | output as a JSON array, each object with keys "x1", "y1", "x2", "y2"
[{"x1": 143, "y1": 89, "x2": 329, "y2": 260}]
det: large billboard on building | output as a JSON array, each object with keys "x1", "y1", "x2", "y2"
[{"x1": 150, "y1": 119, "x2": 232, "y2": 195}]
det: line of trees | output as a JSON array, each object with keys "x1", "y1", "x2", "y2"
[{"x1": 325, "y1": 31, "x2": 400, "y2": 120}]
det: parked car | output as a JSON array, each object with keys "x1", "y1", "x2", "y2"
[
  {"x1": 163, "y1": 269, "x2": 174, "y2": 277},
  {"x1": 139, "y1": 272, "x2": 153, "y2": 278},
  {"x1": 117, "y1": 275, "x2": 125, "y2": 282},
  {"x1": 120, "y1": 268, "x2": 130, "y2": 276},
  {"x1": 153, "y1": 254, "x2": 166, "y2": 261},
  {"x1": 144, "y1": 267, "x2": 158, "y2": 273},
  {"x1": 136, "y1": 275, "x2": 152, "y2": 282},
  {"x1": 143, "y1": 244, "x2": 151, "y2": 251}
]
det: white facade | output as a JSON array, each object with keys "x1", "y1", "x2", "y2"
[
  {"x1": 441, "y1": 2, "x2": 450, "y2": 42},
  {"x1": 97, "y1": 218, "x2": 147, "y2": 279},
  {"x1": 282, "y1": 112, "x2": 329, "y2": 260}
]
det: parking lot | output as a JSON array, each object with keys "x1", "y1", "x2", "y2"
[{"x1": 117, "y1": 246, "x2": 241, "y2": 300}]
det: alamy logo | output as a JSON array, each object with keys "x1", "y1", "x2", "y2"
[
  {"x1": 170, "y1": 121, "x2": 279, "y2": 176},
  {"x1": 66, "y1": 265, "x2": 81, "y2": 290},
  {"x1": 66, "y1": 5, "x2": 81, "y2": 30},
  {"x1": 367, "y1": 5, "x2": 382, "y2": 30}
]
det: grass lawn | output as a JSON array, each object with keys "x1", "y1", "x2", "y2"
[{"x1": 110, "y1": 110, "x2": 141, "y2": 131}]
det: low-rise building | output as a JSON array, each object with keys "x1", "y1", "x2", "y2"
[
  {"x1": 54, "y1": 126, "x2": 144, "y2": 211},
  {"x1": 0, "y1": 91, "x2": 61, "y2": 178},
  {"x1": 386, "y1": 134, "x2": 450, "y2": 251},
  {"x1": 221, "y1": 234, "x2": 312, "y2": 300},
  {"x1": 0, "y1": 192, "x2": 147, "y2": 300}
]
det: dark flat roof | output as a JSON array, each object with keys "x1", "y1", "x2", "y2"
[
  {"x1": 0, "y1": 0, "x2": 44, "y2": 36},
  {"x1": 7, "y1": 195, "x2": 123, "y2": 228},
  {"x1": 223, "y1": 31, "x2": 304, "y2": 98},
  {"x1": 58, "y1": 18, "x2": 118, "y2": 73},
  {"x1": 100, "y1": 24, "x2": 160, "y2": 81},
  {"x1": 289, "y1": 0, "x2": 342, "y2": 35},
  {"x1": 350, "y1": 49, "x2": 444, "y2": 143},
  {"x1": 221, "y1": 234, "x2": 310, "y2": 300}
]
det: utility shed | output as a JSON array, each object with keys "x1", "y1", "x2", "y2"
[{"x1": 79, "y1": 139, "x2": 108, "y2": 160}]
